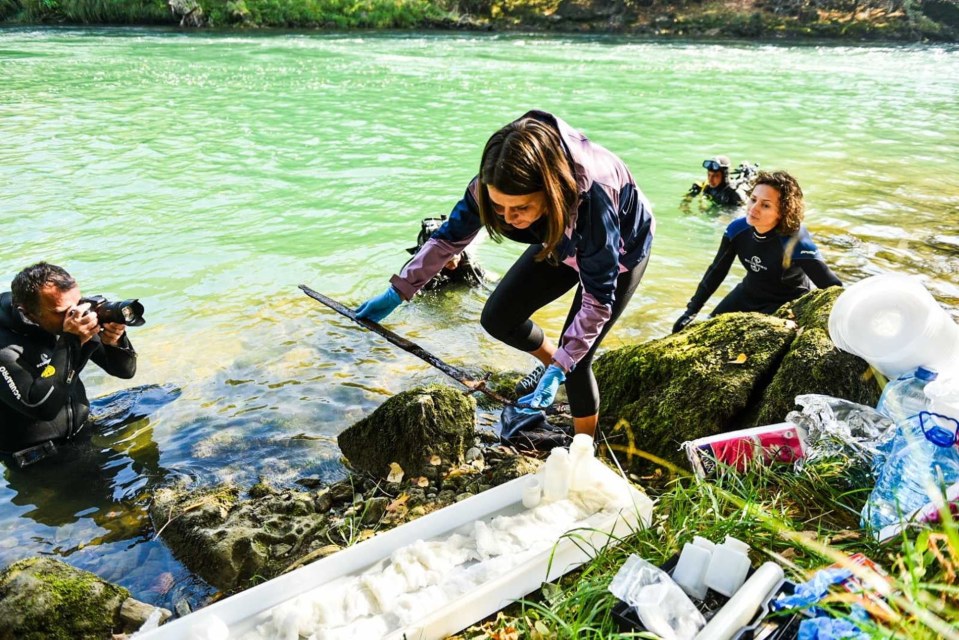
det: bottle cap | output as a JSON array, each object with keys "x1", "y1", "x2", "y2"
[{"x1": 916, "y1": 367, "x2": 939, "y2": 381}]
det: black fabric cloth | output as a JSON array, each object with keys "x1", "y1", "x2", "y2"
[
  {"x1": 685, "y1": 218, "x2": 842, "y2": 317},
  {"x1": 499, "y1": 405, "x2": 572, "y2": 452},
  {"x1": 0, "y1": 291, "x2": 137, "y2": 451},
  {"x1": 481, "y1": 247, "x2": 650, "y2": 417}
]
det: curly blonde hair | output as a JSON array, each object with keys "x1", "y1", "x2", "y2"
[{"x1": 752, "y1": 170, "x2": 804, "y2": 235}]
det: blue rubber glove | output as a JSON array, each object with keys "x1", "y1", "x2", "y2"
[
  {"x1": 518, "y1": 364, "x2": 566, "y2": 409},
  {"x1": 356, "y1": 286, "x2": 402, "y2": 323}
]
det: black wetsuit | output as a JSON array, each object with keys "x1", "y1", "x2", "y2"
[
  {"x1": 685, "y1": 217, "x2": 842, "y2": 317},
  {"x1": 0, "y1": 292, "x2": 137, "y2": 452},
  {"x1": 690, "y1": 182, "x2": 745, "y2": 207}
]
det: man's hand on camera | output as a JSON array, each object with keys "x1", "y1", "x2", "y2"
[
  {"x1": 63, "y1": 302, "x2": 98, "y2": 344},
  {"x1": 100, "y1": 322, "x2": 126, "y2": 346}
]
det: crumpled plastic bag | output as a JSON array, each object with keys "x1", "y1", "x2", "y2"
[
  {"x1": 786, "y1": 395, "x2": 896, "y2": 472},
  {"x1": 608, "y1": 555, "x2": 705, "y2": 640}
]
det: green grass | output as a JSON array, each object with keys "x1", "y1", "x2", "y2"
[{"x1": 456, "y1": 454, "x2": 959, "y2": 639}]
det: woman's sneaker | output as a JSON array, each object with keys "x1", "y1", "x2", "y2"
[{"x1": 514, "y1": 364, "x2": 547, "y2": 397}]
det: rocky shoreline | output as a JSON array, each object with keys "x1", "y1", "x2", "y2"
[
  {"x1": 0, "y1": 288, "x2": 881, "y2": 637},
  {"x1": 2, "y1": 0, "x2": 957, "y2": 41}
]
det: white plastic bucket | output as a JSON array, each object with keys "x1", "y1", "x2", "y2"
[{"x1": 828, "y1": 274, "x2": 959, "y2": 379}]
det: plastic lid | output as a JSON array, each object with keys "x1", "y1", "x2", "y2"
[
  {"x1": 723, "y1": 536, "x2": 750, "y2": 553},
  {"x1": 916, "y1": 367, "x2": 939, "y2": 382}
]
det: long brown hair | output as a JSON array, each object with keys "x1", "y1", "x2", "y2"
[
  {"x1": 476, "y1": 117, "x2": 577, "y2": 262},
  {"x1": 752, "y1": 170, "x2": 805, "y2": 236}
]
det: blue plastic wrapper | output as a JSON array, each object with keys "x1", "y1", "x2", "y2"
[
  {"x1": 798, "y1": 616, "x2": 868, "y2": 640},
  {"x1": 772, "y1": 568, "x2": 852, "y2": 610}
]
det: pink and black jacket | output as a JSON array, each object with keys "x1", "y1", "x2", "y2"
[{"x1": 390, "y1": 110, "x2": 655, "y2": 372}]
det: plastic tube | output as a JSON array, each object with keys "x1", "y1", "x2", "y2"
[{"x1": 694, "y1": 561, "x2": 785, "y2": 640}]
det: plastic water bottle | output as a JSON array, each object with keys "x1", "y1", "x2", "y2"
[
  {"x1": 862, "y1": 412, "x2": 959, "y2": 533},
  {"x1": 876, "y1": 366, "x2": 938, "y2": 424}
]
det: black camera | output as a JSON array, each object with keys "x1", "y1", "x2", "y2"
[{"x1": 79, "y1": 295, "x2": 146, "y2": 326}]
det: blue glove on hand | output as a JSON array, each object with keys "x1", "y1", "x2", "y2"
[
  {"x1": 356, "y1": 286, "x2": 402, "y2": 323},
  {"x1": 518, "y1": 364, "x2": 566, "y2": 409}
]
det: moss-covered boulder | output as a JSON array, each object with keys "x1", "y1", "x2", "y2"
[
  {"x1": 338, "y1": 385, "x2": 476, "y2": 478},
  {"x1": 595, "y1": 289, "x2": 881, "y2": 471},
  {"x1": 756, "y1": 288, "x2": 880, "y2": 424},
  {"x1": 595, "y1": 312, "x2": 797, "y2": 468},
  {"x1": 0, "y1": 557, "x2": 168, "y2": 640},
  {"x1": 150, "y1": 482, "x2": 338, "y2": 591}
]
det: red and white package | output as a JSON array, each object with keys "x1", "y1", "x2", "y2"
[{"x1": 684, "y1": 422, "x2": 808, "y2": 478}]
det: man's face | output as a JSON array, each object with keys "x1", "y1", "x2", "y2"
[
  {"x1": 27, "y1": 284, "x2": 81, "y2": 335},
  {"x1": 707, "y1": 169, "x2": 724, "y2": 188}
]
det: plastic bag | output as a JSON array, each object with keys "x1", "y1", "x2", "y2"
[
  {"x1": 608, "y1": 555, "x2": 705, "y2": 640},
  {"x1": 786, "y1": 395, "x2": 896, "y2": 471}
]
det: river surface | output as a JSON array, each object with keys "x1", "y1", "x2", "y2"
[{"x1": 1, "y1": 28, "x2": 958, "y2": 610}]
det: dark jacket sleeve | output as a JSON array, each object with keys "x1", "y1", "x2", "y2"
[
  {"x1": 799, "y1": 260, "x2": 842, "y2": 289},
  {"x1": 90, "y1": 334, "x2": 137, "y2": 379},
  {"x1": 686, "y1": 235, "x2": 736, "y2": 314},
  {"x1": 0, "y1": 336, "x2": 77, "y2": 422}
]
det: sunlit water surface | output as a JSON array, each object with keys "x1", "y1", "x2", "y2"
[{"x1": 1, "y1": 28, "x2": 957, "y2": 608}]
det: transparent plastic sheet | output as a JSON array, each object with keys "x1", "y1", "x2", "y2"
[
  {"x1": 608, "y1": 555, "x2": 706, "y2": 640},
  {"x1": 786, "y1": 395, "x2": 896, "y2": 473}
]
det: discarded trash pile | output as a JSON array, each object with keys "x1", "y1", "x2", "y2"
[
  {"x1": 156, "y1": 434, "x2": 649, "y2": 640},
  {"x1": 248, "y1": 438, "x2": 632, "y2": 640}
]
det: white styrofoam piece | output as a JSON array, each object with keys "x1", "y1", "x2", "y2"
[{"x1": 139, "y1": 466, "x2": 652, "y2": 640}]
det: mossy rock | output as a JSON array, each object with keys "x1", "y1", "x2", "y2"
[
  {"x1": 338, "y1": 385, "x2": 476, "y2": 478},
  {"x1": 0, "y1": 557, "x2": 129, "y2": 640},
  {"x1": 150, "y1": 482, "x2": 337, "y2": 591},
  {"x1": 755, "y1": 288, "x2": 880, "y2": 424},
  {"x1": 595, "y1": 312, "x2": 796, "y2": 469},
  {"x1": 595, "y1": 289, "x2": 881, "y2": 472}
]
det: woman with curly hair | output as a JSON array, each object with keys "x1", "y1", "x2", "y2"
[{"x1": 672, "y1": 170, "x2": 841, "y2": 333}]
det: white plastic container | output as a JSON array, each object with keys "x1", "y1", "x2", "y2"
[
  {"x1": 695, "y1": 561, "x2": 785, "y2": 640},
  {"x1": 671, "y1": 536, "x2": 715, "y2": 600},
  {"x1": 703, "y1": 536, "x2": 751, "y2": 597},
  {"x1": 521, "y1": 477, "x2": 542, "y2": 509},
  {"x1": 828, "y1": 274, "x2": 959, "y2": 379},
  {"x1": 137, "y1": 470, "x2": 653, "y2": 640},
  {"x1": 568, "y1": 434, "x2": 596, "y2": 493},
  {"x1": 543, "y1": 448, "x2": 572, "y2": 502}
]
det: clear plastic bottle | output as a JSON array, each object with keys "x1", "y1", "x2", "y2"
[
  {"x1": 862, "y1": 412, "x2": 959, "y2": 533},
  {"x1": 876, "y1": 366, "x2": 937, "y2": 424}
]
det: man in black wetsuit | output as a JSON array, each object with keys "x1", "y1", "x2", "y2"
[
  {"x1": 686, "y1": 155, "x2": 746, "y2": 207},
  {"x1": 0, "y1": 262, "x2": 137, "y2": 463},
  {"x1": 673, "y1": 170, "x2": 841, "y2": 333},
  {"x1": 406, "y1": 216, "x2": 486, "y2": 291}
]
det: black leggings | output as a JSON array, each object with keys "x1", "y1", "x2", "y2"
[{"x1": 481, "y1": 244, "x2": 650, "y2": 417}]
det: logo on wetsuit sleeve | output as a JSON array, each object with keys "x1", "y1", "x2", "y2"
[
  {"x1": 0, "y1": 366, "x2": 22, "y2": 401},
  {"x1": 746, "y1": 256, "x2": 768, "y2": 272}
]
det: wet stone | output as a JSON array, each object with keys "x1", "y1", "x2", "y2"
[{"x1": 361, "y1": 497, "x2": 390, "y2": 525}]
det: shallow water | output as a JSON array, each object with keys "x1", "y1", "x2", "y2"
[{"x1": 1, "y1": 28, "x2": 957, "y2": 608}]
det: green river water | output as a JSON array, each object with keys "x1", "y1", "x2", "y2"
[{"x1": 1, "y1": 28, "x2": 958, "y2": 609}]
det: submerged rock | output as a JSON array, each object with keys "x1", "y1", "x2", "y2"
[
  {"x1": 0, "y1": 557, "x2": 169, "y2": 639},
  {"x1": 595, "y1": 289, "x2": 879, "y2": 470},
  {"x1": 150, "y1": 482, "x2": 333, "y2": 591},
  {"x1": 338, "y1": 385, "x2": 476, "y2": 478}
]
